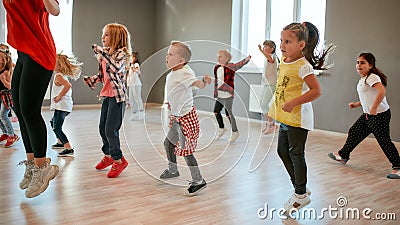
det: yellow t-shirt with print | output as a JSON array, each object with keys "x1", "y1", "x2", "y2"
[{"x1": 268, "y1": 57, "x2": 314, "y2": 130}]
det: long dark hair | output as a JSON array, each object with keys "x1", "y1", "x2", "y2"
[
  {"x1": 283, "y1": 22, "x2": 334, "y2": 70},
  {"x1": 132, "y1": 51, "x2": 140, "y2": 64},
  {"x1": 359, "y1": 52, "x2": 387, "y2": 87}
]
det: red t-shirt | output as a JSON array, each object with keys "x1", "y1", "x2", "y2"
[{"x1": 3, "y1": 0, "x2": 58, "y2": 71}]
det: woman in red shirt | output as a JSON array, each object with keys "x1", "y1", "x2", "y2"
[{"x1": 3, "y1": 0, "x2": 60, "y2": 198}]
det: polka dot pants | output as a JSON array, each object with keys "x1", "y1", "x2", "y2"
[{"x1": 338, "y1": 109, "x2": 400, "y2": 170}]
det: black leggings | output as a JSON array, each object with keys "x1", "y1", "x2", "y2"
[
  {"x1": 338, "y1": 109, "x2": 400, "y2": 170},
  {"x1": 12, "y1": 52, "x2": 53, "y2": 158}
]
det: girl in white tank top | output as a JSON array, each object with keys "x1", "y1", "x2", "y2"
[{"x1": 50, "y1": 54, "x2": 82, "y2": 156}]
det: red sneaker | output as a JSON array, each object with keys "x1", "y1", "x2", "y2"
[
  {"x1": 95, "y1": 156, "x2": 114, "y2": 170},
  {"x1": 0, "y1": 134, "x2": 9, "y2": 143},
  {"x1": 4, "y1": 134, "x2": 19, "y2": 147},
  {"x1": 107, "y1": 157, "x2": 128, "y2": 178}
]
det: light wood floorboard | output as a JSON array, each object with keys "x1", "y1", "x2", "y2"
[{"x1": 0, "y1": 104, "x2": 399, "y2": 225}]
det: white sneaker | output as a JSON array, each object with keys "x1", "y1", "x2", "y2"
[
  {"x1": 18, "y1": 159, "x2": 35, "y2": 190},
  {"x1": 25, "y1": 159, "x2": 59, "y2": 198},
  {"x1": 229, "y1": 131, "x2": 239, "y2": 142},
  {"x1": 130, "y1": 113, "x2": 139, "y2": 121},
  {"x1": 284, "y1": 193, "x2": 311, "y2": 215},
  {"x1": 217, "y1": 128, "x2": 227, "y2": 138}
]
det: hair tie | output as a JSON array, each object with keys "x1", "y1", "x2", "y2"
[{"x1": 302, "y1": 22, "x2": 307, "y2": 27}]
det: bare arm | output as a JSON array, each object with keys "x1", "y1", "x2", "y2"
[
  {"x1": 192, "y1": 75, "x2": 211, "y2": 89},
  {"x1": 53, "y1": 74, "x2": 71, "y2": 103},
  {"x1": 349, "y1": 101, "x2": 361, "y2": 109},
  {"x1": 281, "y1": 74, "x2": 321, "y2": 113},
  {"x1": 258, "y1": 44, "x2": 275, "y2": 63},
  {"x1": 0, "y1": 70, "x2": 12, "y2": 89},
  {"x1": 369, "y1": 82, "x2": 386, "y2": 115},
  {"x1": 43, "y1": 0, "x2": 60, "y2": 16}
]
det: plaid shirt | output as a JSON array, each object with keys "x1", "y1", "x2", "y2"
[
  {"x1": 213, "y1": 57, "x2": 250, "y2": 98},
  {"x1": 169, "y1": 107, "x2": 200, "y2": 156},
  {"x1": 86, "y1": 48, "x2": 128, "y2": 103}
]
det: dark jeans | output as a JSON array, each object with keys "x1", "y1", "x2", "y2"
[
  {"x1": 338, "y1": 109, "x2": 400, "y2": 170},
  {"x1": 213, "y1": 97, "x2": 238, "y2": 132},
  {"x1": 277, "y1": 123, "x2": 309, "y2": 195},
  {"x1": 12, "y1": 52, "x2": 53, "y2": 158},
  {"x1": 99, "y1": 97, "x2": 125, "y2": 160},
  {"x1": 50, "y1": 110, "x2": 70, "y2": 145}
]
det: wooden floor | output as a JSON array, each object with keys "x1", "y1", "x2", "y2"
[{"x1": 0, "y1": 104, "x2": 399, "y2": 225}]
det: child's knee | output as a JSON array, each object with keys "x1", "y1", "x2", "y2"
[{"x1": 163, "y1": 138, "x2": 175, "y2": 150}]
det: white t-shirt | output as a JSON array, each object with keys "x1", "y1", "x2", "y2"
[
  {"x1": 50, "y1": 74, "x2": 73, "y2": 112},
  {"x1": 357, "y1": 73, "x2": 389, "y2": 114},
  {"x1": 261, "y1": 55, "x2": 278, "y2": 86},
  {"x1": 127, "y1": 63, "x2": 141, "y2": 86},
  {"x1": 166, "y1": 65, "x2": 197, "y2": 116},
  {"x1": 216, "y1": 66, "x2": 231, "y2": 98}
]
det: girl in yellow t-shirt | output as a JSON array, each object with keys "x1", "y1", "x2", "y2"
[{"x1": 268, "y1": 21, "x2": 334, "y2": 214}]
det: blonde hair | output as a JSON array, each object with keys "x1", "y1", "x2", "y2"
[
  {"x1": 218, "y1": 49, "x2": 232, "y2": 62},
  {"x1": 0, "y1": 43, "x2": 13, "y2": 75},
  {"x1": 170, "y1": 41, "x2": 192, "y2": 63},
  {"x1": 55, "y1": 54, "x2": 83, "y2": 81}
]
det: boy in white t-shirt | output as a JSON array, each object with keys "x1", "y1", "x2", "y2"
[{"x1": 159, "y1": 41, "x2": 212, "y2": 196}]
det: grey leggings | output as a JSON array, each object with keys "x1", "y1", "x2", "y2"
[{"x1": 164, "y1": 120, "x2": 203, "y2": 183}]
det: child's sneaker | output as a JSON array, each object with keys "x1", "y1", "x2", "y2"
[
  {"x1": 184, "y1": 179, "x2": 207, "y2": 196},
  {"x1": 52, "y1": 143, "x2": 64, "y2": 149},
  {"x1": 58, "y1": 149, "x2": 74, "y2": 157},
  {"x1": 216, "y1": 128, "x2": 227, "y2": 138},
  {"x1": 18, "y1": 159, "x2": 35, "y2": 190},
  {"x1": 283, "y1": 193, "x2": 311, "y2": 215},
  {"x1": 0, "y1": 133, "x2": 9, "y2": 143},
  {"x1": 4, "y1": 134, "x2": 19, "y2": 147},
  {"x1": 107, "y1": 157, "x2": 128, "y2": 178},
  {"x1": 95, "y1": 156, "x2": 114, "y2": 170},
  {"x1": 159, "y1": 169, "x2": 180, "y2": 179},
  {"x1": 387, "y1": 170, "x2": 400, "y2": 179},
  {"x1": 293, "y1": 187, "x2": 311, "y2": 196},
  {"x1": 229, "y1": 131, "x2": 239, "y2": 142},
  {"x1": 328, "y1": 152, "x2": 348, "y2": 164},
  {"x1": 25, "y1": 159, "x2": 59, "y2": 198}
]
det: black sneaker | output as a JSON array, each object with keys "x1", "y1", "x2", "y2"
[
  {"x1": 184, "y1": 179, "x2": 207, "y2": 196},
  {"x1": 52, "y1": 143, "x2": 64, "y2": 149},
  {"x1": 159, "y1": 169, "x2": 179, "y2": 179},
  {"x1": 58, "y1": 149, "x2": 74, "y2": 157}
]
